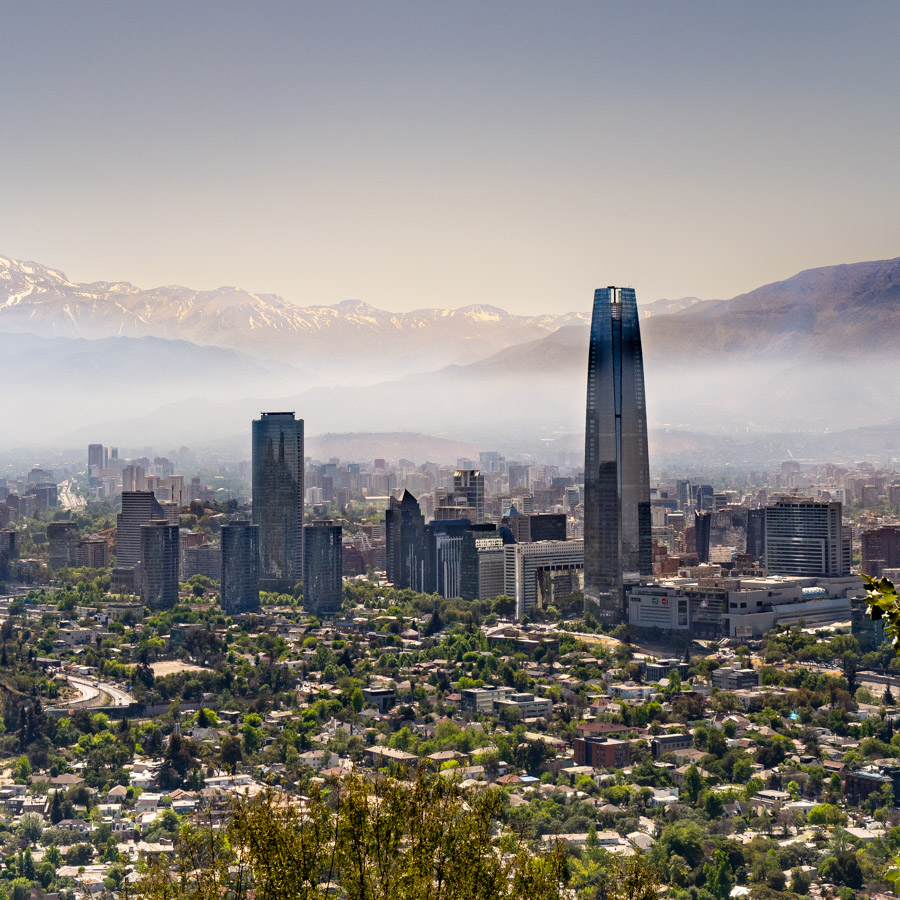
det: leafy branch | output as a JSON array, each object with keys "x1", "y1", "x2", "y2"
[{"x1": 862, "y1": 574, "x2": 900, "y2": 646}]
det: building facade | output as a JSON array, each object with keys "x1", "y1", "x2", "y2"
[
  {"x1": 453, "y1": 470, "x2": 485, "y2": 524},
  {"x1": 139, "y1": 520, "x2": 180, "y2": 610},
  {"x1": 252, "y1": 412, "x2": 304, "y2": 587},
  {"x1": 384, "y1": 490, "x2": 428, "y2": 591},
  {"x1": 48, "y1": 522, "x2": 80, "y2": 570},
  {"x1": 583, "y1": 286, "x2": 651, "y2": 620},
  {"x1": 861, "y1": 525, "x2": 900, "y2": 578},
  {"x1": 303, "y1": 520, "x2": 343, "y2": 616},
  {"x1": 221, "y1": 521, "x2": 260, "y2": 614},
  {"x1": 765, "y1": 499, "x2": 850, "y2": 577},
  {"x1": 504, "y1": 539, "x2": 584, "y2": 620},
  {"x1": 116, "y1": 491, "x2": 165, "y2": 568}
]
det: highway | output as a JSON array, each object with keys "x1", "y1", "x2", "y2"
[
  {"x1": 58, "y1": 479, "x2": 86, "y2": 511},
  {"x1": 55, "y1": 675, "x2": 134, "y2": 710}
]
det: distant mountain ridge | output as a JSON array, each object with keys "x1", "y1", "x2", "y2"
[
  {"x1": 0, "y1": 254, "x2": 587, "y2": 378},
  {"x1": 640, "y1": 256, "x2": 900, "y2": 357}
]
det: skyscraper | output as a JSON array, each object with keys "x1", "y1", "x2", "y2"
[
  {"x1": 221, "y1": 521, "x2": 260, "y2": 614},
  {"x1": 453, "y1": 470, "x2": 485, "y2": 524},
  {"x1": 765, "y1": 498, "x2": 849, "y2": 577},
  {"x1": 116, "y1": 491, "x2": 165, "y2": 567},
  {"x1": 384, "y1": 490, "x2": 428, "y2": 591},
  {"x1": 139, "y1": 520, "x2": 180, "y2": 610},
  {"x1": 583, "y1": 286, "x2": 651, "y2": 620},
  {"x1": 252, "y1": 412, "x2": 304, "y2": 587},
  {"x1": 302, "y1": 520, "x2": 343, "y2": 616}
]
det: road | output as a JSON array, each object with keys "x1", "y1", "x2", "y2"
[
  {"x1": 55, "y1": 675, "x2": 134, "y2": 710},
  {"x1": 58, "y1": 479, "x2": 86, "y2": 511}
]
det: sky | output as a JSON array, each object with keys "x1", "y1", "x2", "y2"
[{"x1": 1, "y1": 1, "x2": 898, "y2": 315}]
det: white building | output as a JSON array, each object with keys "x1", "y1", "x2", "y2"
[{"x1": 504, "y1": 539, "x2": 584, "y2": 620}]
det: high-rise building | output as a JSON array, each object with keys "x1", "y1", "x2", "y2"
[
  {"x1": 139, "y1": 520, "x2": 180, "y2": 609},
  {"x1": 501, "y1": 513, "x2": 566, "y2": 544},
  {"x1": 221, "y1": 521, "x2": 260, "y2": 614},
  {"x1": 384, "y1": 490, "x2": 428, "y2": 591},
  {"x1": 428, "y1": 518, "x2": 470, "y2": 599},
  {"x1": 765, "y1": 499, "x2": 850, "y2": 577},
  {"x1": 88, "y1": 444, "x2": 106, "y2": 469},
  {"x1": 505, "y1": 539, "x2": 585, "y2": 621},
  {"x1": 116, "y1": 491, "x2": 165, "y2": 567},
  {"x1": 746, "y1": 508, "x2": 766, "y2": 561},
  {"x1": 861, "y1": 525, "x2": 900, "y2": 579},
  {"x1": 460, "y1": 524, "x2": 506, "y2": 601},
  {"x1": 453, "y1": 470, "x2": 485, "y2": 524},
  {"x1": 694, "y1": 511, "x2": 711, "y2": 564},
  {"x1": 48, "y1": 522, "x2": 80, "y2": 570},
  {"x1": 302, "y1": 520, "x2": 343, "y2": 616},
  {"x1": 252, "y1": 412, "x2": 304, "y2": 586},
  {"x1": 583, "y1": 286, "x2": 651, "y2": 620},
  {"x1": 123, "y1": 465, "x2": 147, "y2": 493}
]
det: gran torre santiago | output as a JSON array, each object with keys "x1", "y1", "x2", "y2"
[{"x1": 583, "y1": 287, "x2": 652, "y2": 621}]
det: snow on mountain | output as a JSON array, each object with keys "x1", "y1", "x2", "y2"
[{"x1": 0, "y1": 255, "x2": 588, "y2": 378}]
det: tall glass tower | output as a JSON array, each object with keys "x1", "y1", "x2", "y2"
[
  {"x1": 252, "y1": 412, "x2": 304, "y2": 586},
  {"x1": 584, "y1": 287, "x2": 651, "y2": 620}
]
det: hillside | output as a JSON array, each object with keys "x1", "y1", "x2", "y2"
[{"x1": 641, "y1": 256, "x2": 900, "y2": 357}]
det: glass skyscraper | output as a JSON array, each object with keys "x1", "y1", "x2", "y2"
[
  {"x1": 584, "y1": 286, "x2": 651, "y2": 620},
  {"x1": 252, "y1": 412, "x2": 304, "y2": 586},
  {"x1": 221, "y1": 520, "x2": 260, "y2": 614}
]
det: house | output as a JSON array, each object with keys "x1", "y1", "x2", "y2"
[{"x1": 135, "y1": 792, "x2": 161, "y2": 814}]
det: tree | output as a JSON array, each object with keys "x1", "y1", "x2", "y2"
[
  {"x1": 683, "y1": 764, "x2": 703, "y2": 805},
  {"x1": 841, "y1": 651, "x2": 858, "y2": 694},
  {"x1": 16, "y1": 813, "x2": 43, "y2": 844},
  {"x1": 12, "y1": 755, "x2": 30, "y2": 784},
  {"x1": 133, "y1": 774, "x2": 568, "y2": 900},
  {"x1": 607, "y1": 852, "x2": 659, "y2": 900},
  {"x1": 220, "y1": 734, "x2": 243, "y2": 774},
  {"x1": 704, "y1": 850, "x2": 732, "y2": 900},
  {"x1": 807, "y1": 802, "x2": 847, "y2": 826},
  {"x1": 49, "y1": 790, "x2": 63, "y2": 824}
]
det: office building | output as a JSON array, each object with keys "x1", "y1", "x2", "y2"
[
  {"x1": 505, "y1": 539, "x2": 584, "y2": 620},
  {"x1": 765, "y1": 499, "x2": 849, "y2": 577},
  {"x1": 303, "y1": 520, "x2": 343, "y2": 616},
  {"x1": 75, "y1": 535, "x2": 109, "y2": 569},
  {"x1": 123, "y1": 465, "x2": 147, "y2": 493},
  {"x1": 221, "y1": 521, "x2": 260, "y2": 614},
  {"x1": 460, "y1": 525, "x2": 506, "y2": 601},
  {"x1": 861, "y1": 525, "x2": 900, "y2": 578},
  {"x1": 694, "y1": 511, "x2": 711, "y2": 564},
  {"x1": 711, "y1": 667, "x2": 760, "y2": 691},
  {"x1": 453, "y1": 470, "x2": 485, "y2": 524},
  {"x1": 252, "y1": 412, "x2": 304, "y2": 586},
  {"x1": 502, "y1": 512, "x2": 567, "y2": 544},
  {"x1": 48, "y1": 522, "x2": 80, "y2": 569},
  {"x1": 583, "y1": 286, "x2": 651, "y2": 620},
  {"x1": 385, "y1": 491, "x2": 428, "y2": 591},
  {"x1": 139, "y1": 520, "x2": 180, "y2": 610},
  {"x1": 116, "y1": 491, "x2": 165, "y2": 567},
  {"x1": 746, "y1": 508, "x2": 766, "y2": 560},
  {"x1": 429, "y1": 518, "x2": 470, "y2": 599},
  {"x1": 88, "y1": 444, "x2": 106, "y2": 469}
]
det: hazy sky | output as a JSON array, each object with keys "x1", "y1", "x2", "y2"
[{"x1": 1, "y1": 2, "x2": 898, "y2": 314}]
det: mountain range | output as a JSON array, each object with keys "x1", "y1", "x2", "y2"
[
  {"x1": 0, "y1": 255, "x2": 588, "y2": 379},
  {"x1": 1, "y1": 253, "x2": 898, "y2": 461}
]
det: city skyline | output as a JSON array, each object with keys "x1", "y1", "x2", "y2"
[{"x1": 1, "y1": 3, "x2": 898, "y2": 314}]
